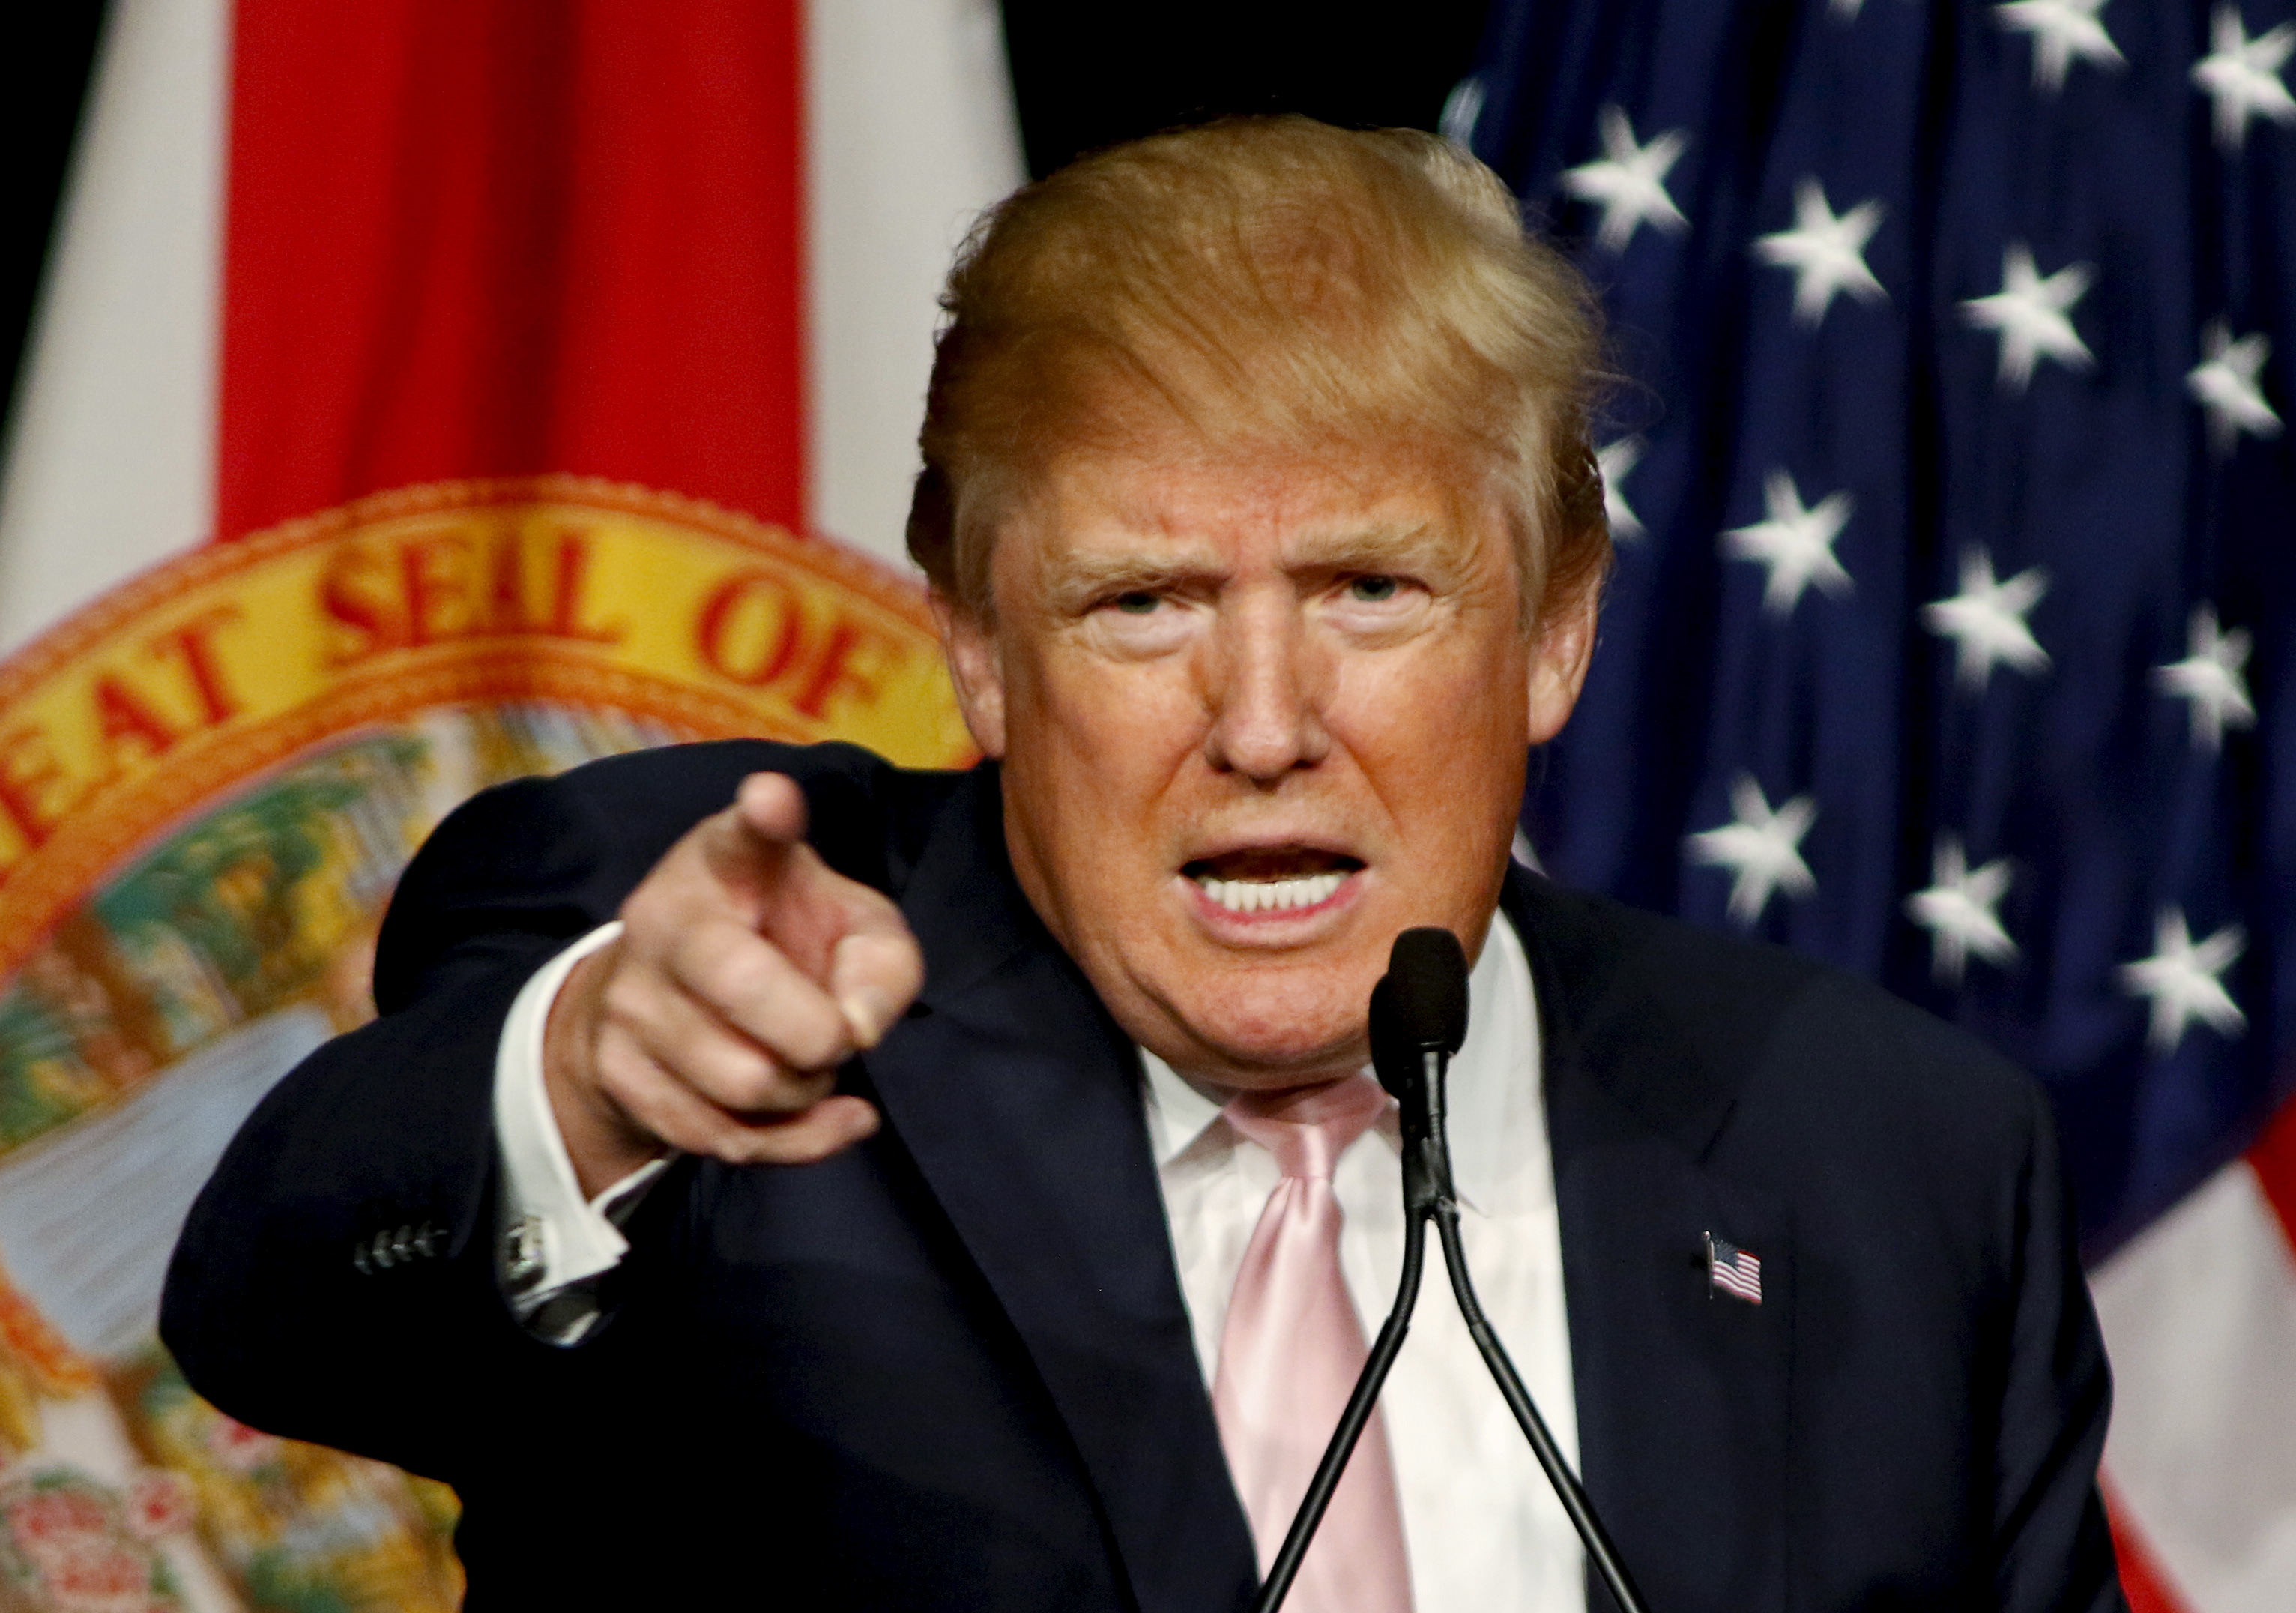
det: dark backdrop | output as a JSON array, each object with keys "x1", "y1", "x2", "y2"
[
  {"x1": 1, "y1": 0, "x2": 110, "y2": 456},
  {"x1": 0, "y1": 1, "x2": 1487, "y2": 456},
  {"x1": 1001, "y1": 2, "x2": 1486, "y2": 178}
]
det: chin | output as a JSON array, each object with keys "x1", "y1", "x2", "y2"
[{"x1": 1165, "y1": 967, "x2": 1371, "y2": 1081}]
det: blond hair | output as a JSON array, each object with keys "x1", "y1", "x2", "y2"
[{"x1": 907, "y1": 115, "x2": 1609, "y2": 627}]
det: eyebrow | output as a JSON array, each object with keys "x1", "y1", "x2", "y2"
[
  {"x1": 1285, "y1": 522, "x2": 1472, "y2": 579},
  {"x1": 1039, "y1": 522, "x2": 1474, "y2": 610},
  {"x1": 1039, "y1": 548, "x2": 1219, "y2": 606}
]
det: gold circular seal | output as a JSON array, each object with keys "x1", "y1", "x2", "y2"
[{"x1": 0, "y1": 479, "x2": 975, "y2": 1610}]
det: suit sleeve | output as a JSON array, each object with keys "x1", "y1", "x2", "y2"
[
  {"x1": 1993, "y1": 1082, "x2": 2127, "y2": 1613},
  {"x1": 157, "y1": 739, "x2": 928, "y2": 1477}
]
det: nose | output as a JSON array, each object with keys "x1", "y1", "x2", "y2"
[{"x1": 1201, "y1": 592, "x2": 1331, "y2": 781}]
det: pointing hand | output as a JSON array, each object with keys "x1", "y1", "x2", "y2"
[{"x1": 543, "y1": 772, "x2": 925, "y2": 1194}]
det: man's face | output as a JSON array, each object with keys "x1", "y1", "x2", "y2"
[{"x1": 940, "y1": 444, "x2": 1595, "y2": 1089}]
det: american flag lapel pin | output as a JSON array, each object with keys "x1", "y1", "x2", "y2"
[{"x1": 1705, "y1": 1231, "x2": 1763, "y2": 1305}]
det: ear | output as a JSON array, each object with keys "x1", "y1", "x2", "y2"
[
  {"x1": 931, "y1": 591, "x2": 1009, "y2": 759},
  {"x1": 1524, "y1": 575, "x2": 1599, "y2": 747}
]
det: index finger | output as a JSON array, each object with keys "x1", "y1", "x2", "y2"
[
  {"x1": 684, "y1": 771, "x2": 925, "y2": 1040},
  {"x1": 697, "y1": 773, "x2": 810, "y2": 896}
]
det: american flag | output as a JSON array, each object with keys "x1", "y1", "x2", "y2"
[
  {"x1": 1706, "y1": 1232, "x2": 1765, "y2": 1305},
  {"x1": 1460, "y1": 3, "x2": 2294, "y2": 1609}
]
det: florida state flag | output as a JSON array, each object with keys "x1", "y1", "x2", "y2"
[{"x1": 0, "y1": 3, "x2": 1012, "y2": 1604}]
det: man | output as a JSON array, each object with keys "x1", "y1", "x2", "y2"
[{"x1": 163, "y1": 118, "x2": 2122, "y2": 1612}]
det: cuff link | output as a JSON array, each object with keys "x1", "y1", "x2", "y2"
[{"x1": 501, "y1": 1214, "x2": 548, "y2": 1291}]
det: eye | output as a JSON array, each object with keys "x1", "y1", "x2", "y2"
[
  {"x1": 1347, "y1": 574, "x2": 1401, "y2": 603},
  {"x1": 1110, "y1": 590, "x2": 1161, "y2": 615}
]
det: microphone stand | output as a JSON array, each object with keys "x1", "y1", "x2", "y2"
[{"x1": 1248, "y1": 942, "x2": 1652, "y2": 1613}]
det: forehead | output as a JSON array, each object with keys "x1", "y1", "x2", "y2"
[{"x1": 1006, "y1": 445, "x2": 1504, "y2": 584}]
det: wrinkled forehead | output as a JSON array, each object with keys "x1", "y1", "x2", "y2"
[{"x1": 993, "y1": 441, "x2": 1517, "y2": 606}]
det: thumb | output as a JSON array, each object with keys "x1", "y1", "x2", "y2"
[{"x1": 829, "y1": 917, "x2": 926, "y2": 1050}]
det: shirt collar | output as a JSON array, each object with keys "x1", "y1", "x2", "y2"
[{"x1": 1137, "y1": 911, "x2": 1544, "y2": 1213}]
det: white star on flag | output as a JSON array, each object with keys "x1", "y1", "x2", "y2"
[
  {"x1": 2118, "y1": 908, "x2": 2247, "y2": 1052},
  {"x1": 1994, "y1": 0, "x2": 2126, "y2": 93},
  {"x1": 1597, "y1": 438, "x2": 1646, "y2": 540},
  {"x1": 1831, "y1": 0, "x2": 1867, "y2": 16},
  {"x1": 1723, "y1": 469, "x2": 1855, "y2": 615},
  {"x1": 1962, "y1": 244, "x2": 2096, "y2": 391},
  {"x1": 1686, "y1": 774, "x2": 1819, "y2": 926},
  {"x1": 1921, "y1": 547, "x2": 2051, "y2": 693},
  {"x1": 2192, "y1": 4, "x2": 2296, "y2": 151},
  {"x1": 2187, "y1": 319, "x2": 2283, "y2": 453},
  {"x1": 1753, "y1": 176, "x2": 1888, "y2": 327},
  {"x1": 1562, "y1": 105, "x2": 1690, "y2": 253},
  {"x1": 1905, "y1": 836, "x2": 2018, "y2": 986},
  {"x1": 2154, "y1": 603, "x2": 2256, "y2": 752}
]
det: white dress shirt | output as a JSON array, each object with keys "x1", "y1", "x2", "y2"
[
  {"x1": 495, "y1": 912, "x2": 1585, "y2": 1611},
  {"x1": 491, "y1": 921, "x2": 666, "y2": 1338}
]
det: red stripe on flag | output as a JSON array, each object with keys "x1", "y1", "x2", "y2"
[
  {"x1": 221, "y1": 0, "x2": 806, "y2": 543},
  {"x1": 2244, "y1": 1087, "x2": 2296, "y2": 1264},
  {"x1": 2103, "y1": 1485, "x2": 2194, "y2": 1613}
]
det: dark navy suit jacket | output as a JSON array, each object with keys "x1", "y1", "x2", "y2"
[{"x1": 163, "y1": 741, "x2": 2123, "y2": 1612}]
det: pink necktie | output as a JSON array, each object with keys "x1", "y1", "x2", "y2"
[{"x1": 1212, "y1": 1074, "x2": 1415, "y2": 1613}]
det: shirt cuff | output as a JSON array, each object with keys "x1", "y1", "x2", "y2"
[{"x1": 492, "y1": 922, "x2": 672, "y2": 1314}]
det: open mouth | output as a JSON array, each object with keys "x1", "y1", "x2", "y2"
[{"x1": 1182, "y1": 847, "x2": 1364, "y2": 916}]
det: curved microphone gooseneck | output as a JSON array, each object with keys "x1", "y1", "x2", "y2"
[{"x1": 1248, "y1": 928, "x2": 1652, "y2": 1613}]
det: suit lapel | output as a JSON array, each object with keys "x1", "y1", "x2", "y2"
[
  {"x1": 856, "y1": 786, "x2": 1790, "y2": 1613},
  {"x1": 861, "y1": 768, "x2": 1258, "y2": 1613},
  {"x1": 1505, "y1": 870, "x2": 1793, "y2": 1613}
]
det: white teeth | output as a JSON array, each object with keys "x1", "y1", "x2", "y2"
[{"x1": 1196, "y1": 870, "x2": 1347, "y2": 914}]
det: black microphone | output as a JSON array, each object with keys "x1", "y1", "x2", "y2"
[
  {"x1": 1250, "y1": 928, "x2": 1652, "y2": 1613},
  {"x1": 1371, "y1": 928, "x2": 1469, "y2": 1224}
]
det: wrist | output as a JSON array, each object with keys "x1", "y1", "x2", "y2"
[{"x1": 543, "y1": 945, "x2": 665, "y2": 1197}]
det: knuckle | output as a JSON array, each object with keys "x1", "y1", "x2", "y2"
[
  {"x1": 774, "y1": 1014, "x2": 848, "y2": 1075},
  {"x1": 708, "y1": 954, "x2": 776, "y2": 1011},
  {"x1": 681, "y1": 932, "x2": 773, "y2": 1007},
  {"x1": 619, "y1": 874, "x2": 680, "y2": 935},
  {"x1": 750, "y1": 1070, "x2": 833, "y2": 1118},
  {"x1": 598, "y1": 973, "x2": 653, "y2": 1029},
  {"x1": 701, "y1": 1049, "x2": 788, "y2": 1113},
  {"x1": 592, "y1": 1036, "x2": 657, "y2": 1108}
]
